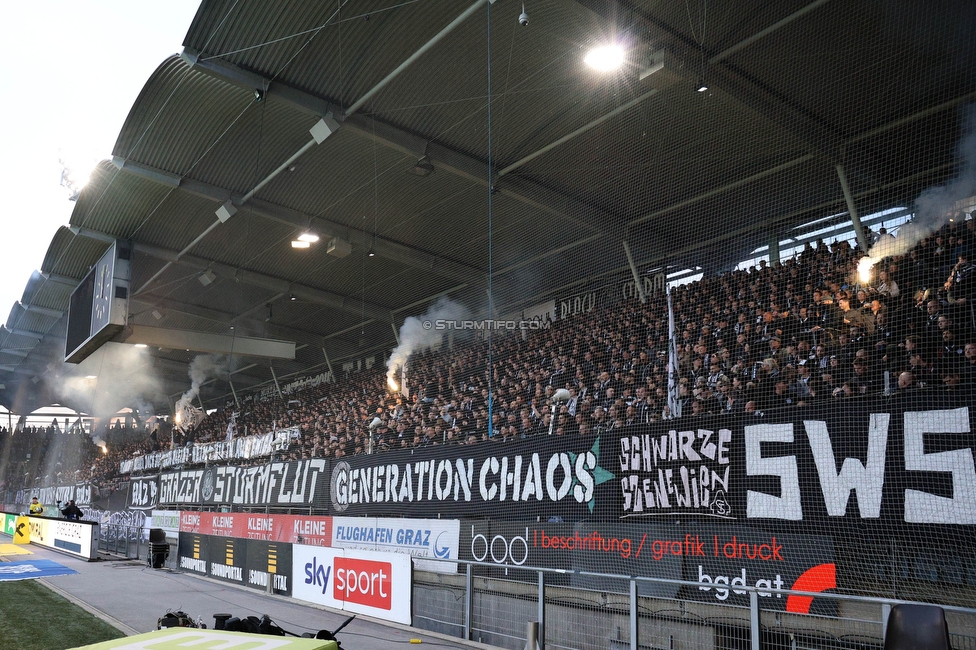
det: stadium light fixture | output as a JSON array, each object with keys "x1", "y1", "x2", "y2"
[
  {"x1": 291, "y1": 240, "x2": 311, "y2": 249},
  {"x1": 297, "y1": 232, "x2": 319, "y2": 243},
  {"x1": 584, "y1": 44, "x2": 625, "y2": 72}
]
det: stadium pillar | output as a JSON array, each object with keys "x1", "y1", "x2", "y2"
[
  {"x1": 835, "y1": 164, "x2": 870, "y2": 253},
  {"x1": 322, "y1": 347, "x2": 335, "y2": 382},
  {"x1": 229, "y1": 379, "x2": 240, "y2": 409},
  {"x1": 630, "y1": 579, "x2": 638, "y2": 650},
  {"x1": 767, "y1": 231, "x2": 780, "y2": 265},
  {"x1": 537, "y1": 571, "x2": 546, "y2": 650},
  {"x1": 750, "y1": 590, "x2": 760, "y2": 650},
  {"x1": 622, "y1": 241, "x2": 647, "y2": 303},
  {"x1": 464, "y1": 564, "x2": 473, "y2": 640},
  {"x1": 269, "y1": 364, "x2": 283, "y2": 400}
]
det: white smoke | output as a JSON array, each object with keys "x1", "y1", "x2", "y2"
[
  {"x1": 57, "y1": 342, "x2": 165, "y2": 423},
  {"x1": 175, "y1": 354, "x2": 229, "y2": 418},
  {"x1": 863, "y1": 104, "x2": 976, "y2": 268},
  {"x1": 386, "y1": 297, "x2": 469, "y2": 391}
]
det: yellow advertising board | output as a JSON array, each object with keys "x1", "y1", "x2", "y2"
[{"x1": 13, "y1": 516, "x2": 30, "y2": 545}]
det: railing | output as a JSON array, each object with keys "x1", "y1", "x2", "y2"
[
  {"x1": 97, "y1": 523, "x2": 142, "y2": 559},
  {"x1": 407, "y1": 557, "x2": 976, "y2": 650}
]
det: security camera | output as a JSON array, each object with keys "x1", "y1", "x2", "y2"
[{"x1": 519, "y1": 3, "x2": 528, "y2": 26}]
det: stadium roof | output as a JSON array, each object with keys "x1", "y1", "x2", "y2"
[{"x1": 1, "y1": 0, "x2": 974, "y2": 415}]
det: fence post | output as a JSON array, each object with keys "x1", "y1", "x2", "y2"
[
  {"x1": 750, "y1": 590, "x2": 760, "y2": 650},
  {"x1": 538, "y1": 571, "x2": 546, "y2": 650},
  {"x1": 630, "y1": 579, "x2": 638, "y2": 650},
  {"x1": 881, "y1": 603, "x2": 891, "y2": 641},
  {"x1": 464, "y1": 563, "x2": 473, "y2": 641}
]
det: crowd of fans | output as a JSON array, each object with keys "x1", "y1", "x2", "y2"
[
  {"x1": 0, "y1": 423, "x2": 102, "y2": 495},
  {"x1": 5, "y1": 216, "x2": 976, "y2": 491},
  {"x1": 166, "y1": 216, "x2": 976, "y2": 461}
]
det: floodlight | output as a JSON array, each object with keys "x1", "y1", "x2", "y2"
[{"x1": 584, "y1": 45, "x2": 625, "y2": 71}]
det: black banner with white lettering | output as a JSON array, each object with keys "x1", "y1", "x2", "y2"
[
  {"x1": 176, "y1": 532, "x2": 293, "y2": 596},
  {"x1": 329, "y1": 396, "x2": 976, "y2": 539},
  {"x1": 155, "y1": 459, "x2": 329, "y2": 508},
  {"x1": 456, "y1": 520, "x2": 834, "y2": 612},
  {"x1": 127, "y1": 477, "x2": 158, "y2": 510},
  {"x1": 177, "y1": 532, "x2": 209, "y2": 576},
  {"x1": 244, "y1": 540, "x2": 293, "y2": 596}
]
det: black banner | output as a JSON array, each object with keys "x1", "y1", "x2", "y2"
[
  {"x1": 456, "y1": 520, "x2": 834, "y2": 612},
  {"x1": 207, "y1": 535, "x2": 247, "y2": 585},
  {"x1": 245, "y1": 540, "x2": 293, "y2": 596},
  {"x1": 329, "y1": 434, "x2": 611, "y2": 520},
  {"x1": 177, "y1": 532, "x2": 209, "y2": 575},
  {"x1": 329, "y1": 396, "x2": 976, "y2": 537},
  {"x1": 127, "y1": 477, "x2": 158, "y2": 510},
  {"x1": 177, "y1": 532, "x2": 293, "y2": 596},
  {"x1": 155, "y1": 459, "x2": 329, "y2": 508},
  {"x1": 458, "y1": 520, "x2": 682, "y2": 597}
]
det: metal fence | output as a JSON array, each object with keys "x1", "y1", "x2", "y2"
[
  {"x1": 410, "y1": 558, "x2": 976, "y2": 650},
  {"x1": 96, "y1": 522, "x2": 142, "y2": 559}
]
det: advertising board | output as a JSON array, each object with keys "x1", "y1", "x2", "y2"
[
  {"x1": 332, "y1": 517, "x2": 460, "y2": 573},
  {"x1": 291, "y1": 545, "x2": 412, "y2": 625},
  {"x1": 149, "y1": 510, "x2": 181, "y2": 540},
  {"x1": 458, "y1": 520, "x2": 834, "y2": 611},
  {"x1": 20, "y1": 516, "x2": 99, "y2": 560},
  {"x1": 179, "y1": 511, "x2": 332, "y2": 546}
]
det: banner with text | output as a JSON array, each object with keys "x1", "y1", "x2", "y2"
[
  {"x1": 176, "y1": 531, "x2": 293, "y2": 596},
  {"x1": 179, "y1": 511, "x2": 333, "y2": 547},
  {"x1": 120, "y1": 427, "x2": 300, "y2": 474},
  {"x1": 291, "y1": 545, "x2": 412, "y2": 625},
  {"x1": 456, "y1": 520, "x2": 834, "y2": 611},
  {"x1": 332, "y1": 517, "x2": 460, "y2": 573},
  {"x1": 155, "y1": 459, "x2": 328, "y2": 508},
  {"x1": 329, "y1": 397, "x2": 976, "y2": 538}
]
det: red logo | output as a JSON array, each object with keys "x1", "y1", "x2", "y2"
[
  {"x1": 334, "y1": 557, "x2": 392, "y2": 610},
  {"x1": 786, "y1": 563, "x2": 836, "y2": 614}
]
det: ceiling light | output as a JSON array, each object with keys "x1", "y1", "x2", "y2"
[
  {"x1": 86, "y1": 375, "x2": 97, "y2": 379},
  {"x1": 584, "y1": 45, "x2": 625, "y2": 72},
  {"x1": 297, "y1": 232, "x2": 319, "y2": 243},
  {"x1": 290, "y1": 295, "x2": 297, "y2": 301},
  {"x1": 134, "y1": 343, "x2": 148, "y2": 348},
  {"x1": 291, "y1": 240, "x2": 311, "y2": 249},
  {"x1": 368, "y1": 248, "x2": 376, "y2": 257},
  {"x1": 696, "y1": 81, "x2": 708, "y2": 92}
]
